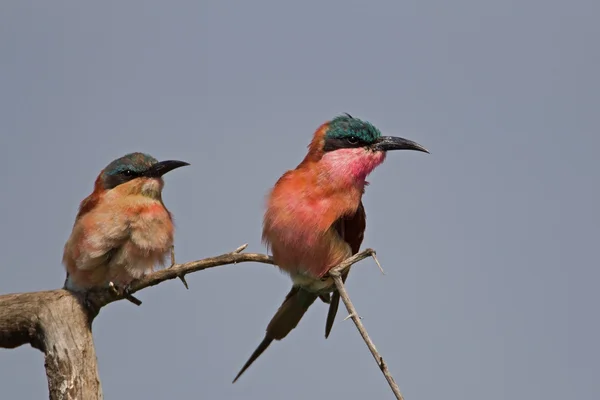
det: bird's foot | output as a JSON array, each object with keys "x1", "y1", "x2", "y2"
[{"x1": 108, "y1": 281, "x2": 142, "y2": 306}]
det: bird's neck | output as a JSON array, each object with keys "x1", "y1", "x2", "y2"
[
  {"x1": 263, "y1": 148, "x2": 385, "y2": 254},
  {"x1": 78, "y1": 178, "x2": 165, "y2": 218},
  {"x1": 317, "y1": 148, "x2": 386, "y2": 189},
  {"x1": 139, "y1": 178, "x2": 165, "y2": 199},
  {"x1": 112, "y1": 178, "x2": 165, "y2": 199}
]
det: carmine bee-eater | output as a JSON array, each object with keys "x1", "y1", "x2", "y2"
[
  {"x1": 63, "y1": 152, "x2": 189, "y2": 291},
  {"x1": 233, "y1": 114, "x2": 428, "y2": 382}
]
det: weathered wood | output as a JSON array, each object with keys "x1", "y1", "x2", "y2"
[{"x1": 0, "y1": 290, "x2": 102, "y2": 399}]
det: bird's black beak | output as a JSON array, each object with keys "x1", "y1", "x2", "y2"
[
  {"x1": 144, "y1": 160, "x2": 190, "y2": 177},
  {"x1": 372, "y1": 136, "x2": 429, "y2": 153}
]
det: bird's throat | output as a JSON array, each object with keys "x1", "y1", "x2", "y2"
[{"x1": 319, "y1": 148, "x2": 386, "y2": 188}]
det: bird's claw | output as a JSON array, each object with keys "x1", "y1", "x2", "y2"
[{"x1": 108, "y1": 281, "x2": 142, "y2": 306}]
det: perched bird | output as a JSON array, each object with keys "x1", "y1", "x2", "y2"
[
  {"x1": 63, "y1": 152, "x2": 189, "y2": 291},
  {"x1": 233, "y1": 114, "x2": 428, "y2": 382}
]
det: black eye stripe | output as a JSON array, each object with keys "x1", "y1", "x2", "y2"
[
  {"x1": 103, "y1": 169, "x2": 142, "y2": 189},
  {"x1": 120, "y1": 168, "x2": 142, "y2": 177},
  {"x1": 323, "y1": 137, "x2": 368, "y2": 152}
]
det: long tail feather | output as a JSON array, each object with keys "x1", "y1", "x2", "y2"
[
  {"x1": 233, "y1": 286, "x2": 317, "y2": 383},
  {"x1": 232, "y1": 337, "x2": 273, "y2": 383}
]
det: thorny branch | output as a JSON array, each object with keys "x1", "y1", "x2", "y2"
[
  {"x1": 0, "y1": 244, "x2": 406, "y2": 399},
  {"x1": 87, "y1": 244, "x2": 275, "y2": 309},
  {"x1": 0, "y1": 244, "x2": 274, "y2": 400},
  {"x1": 327, "y1": 248, "x2": 406, "y2": 400}
]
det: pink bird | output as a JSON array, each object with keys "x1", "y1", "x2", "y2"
[
  {"x1": 63, "y1": 152, "x2": 188, "y2": 292},
  {"x1": 233, "y1": 114, "x2": 428, "y2": 382}
]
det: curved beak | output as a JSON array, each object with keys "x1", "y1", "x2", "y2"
[
  {"x1": 144, "y1": 160, "x2": 190, "y2": 178},
  {"x1": 372, "y1": 136, "x2": 429, "y2": 153}
]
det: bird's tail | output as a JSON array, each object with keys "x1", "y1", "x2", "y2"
[{"x1": 232, "y1": 286, "x2": 317, "y2": 383}]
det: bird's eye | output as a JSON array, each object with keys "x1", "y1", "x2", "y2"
[
  {"x1": 347, "y1": 136, "x2": 359, "y2": 144},
  {"x1": 122, "y1": 169, "x2": 135, "y2": 176}
]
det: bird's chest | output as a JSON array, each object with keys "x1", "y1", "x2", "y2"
[
  {"x1": 268, "y1": 218, "x2": 354, "y2": 288},
  {"x1": 128, "y1": 203, "x2": 174, "y2": 252},
  {"x1": 265, "y1": 171, "x2": 364, "y2": 286}
]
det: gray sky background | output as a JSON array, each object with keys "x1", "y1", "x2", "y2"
[{"x1": 1, "y1": 1, "x2": 598, "y2": 399}]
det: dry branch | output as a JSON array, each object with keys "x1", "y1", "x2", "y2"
[
  {"x1": 0, "y1": 245, "x2": 273, "y2": 400},
  {"x1": 0, "y1": 245, "x2": 405, "y2": 399},
  {"x1": 328, "y1": 248, "x2": 405, "y2": 400},
  {"x1": 86, "y1": 243, "x2": 274, "y2": 309}
]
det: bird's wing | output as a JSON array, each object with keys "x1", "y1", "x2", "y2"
[
  {"x1": 325, "y1": 200, "x2": 366, "y2": 338},
  {"x1": 64, "y1": 211, "x2": 130, "y2": 272}
]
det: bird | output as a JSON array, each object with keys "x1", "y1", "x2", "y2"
[
  {"x1": 63, "y1": 152, "x2": 189, "y2": 292},
  {"x1": 233, "y1": 113, "x2": 428, "y2": 382}
]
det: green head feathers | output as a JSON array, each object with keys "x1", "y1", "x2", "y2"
[
  {"x1": 100, "y1": 152, "x2": 159, "y2": 190},
  {"x1": 99, "y1": 152, "x2": 189, "y2": 190},
  {"x1": 322, "y1": 114, "x2": 384, "y2": 152},
  {"x1": 326, "y1": 113, "x2": 381, "y2": 144},
  {"x1": 103, "y1": 153, "x2": 159, "y2": 178}
]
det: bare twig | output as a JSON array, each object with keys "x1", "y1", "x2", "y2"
[
  {"x1": 1, "y1": 244, "x2": 404, "y2": 399},
  {"x1": 85, "y1": 244, "x2": 274, "y2": 308},
  {"x1": 328, "y1": 248, "x2": 405, "y2": 400},
  {"x1": 0, "y1": 244, "x2": 275, "y2": 399}
]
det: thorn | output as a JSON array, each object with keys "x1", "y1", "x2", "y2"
[
  {"x1": 170, "y1": 245, "x2": 176, "y2": 266},
  {"x1": 122, "y1": 284, "x2": 143, "y2": 306},
  {"x1": 124, "y1": 293, "x2": 142, "y2": 306},
  {"x1": 371, "y1": 252, "x2": 385, "y2": 275},
  {"x1": 178, "y1": 274, "x2": 189, "y2": 290},
  {"x1": 233, "y1": 244, "x2": 248, "y2": 254},
  {"x1": 344, "y1": 313, "x2": 362, "y2": 321},
  {"x1": 169, "y1": 245, "x2": 188, "y2": 289}
]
